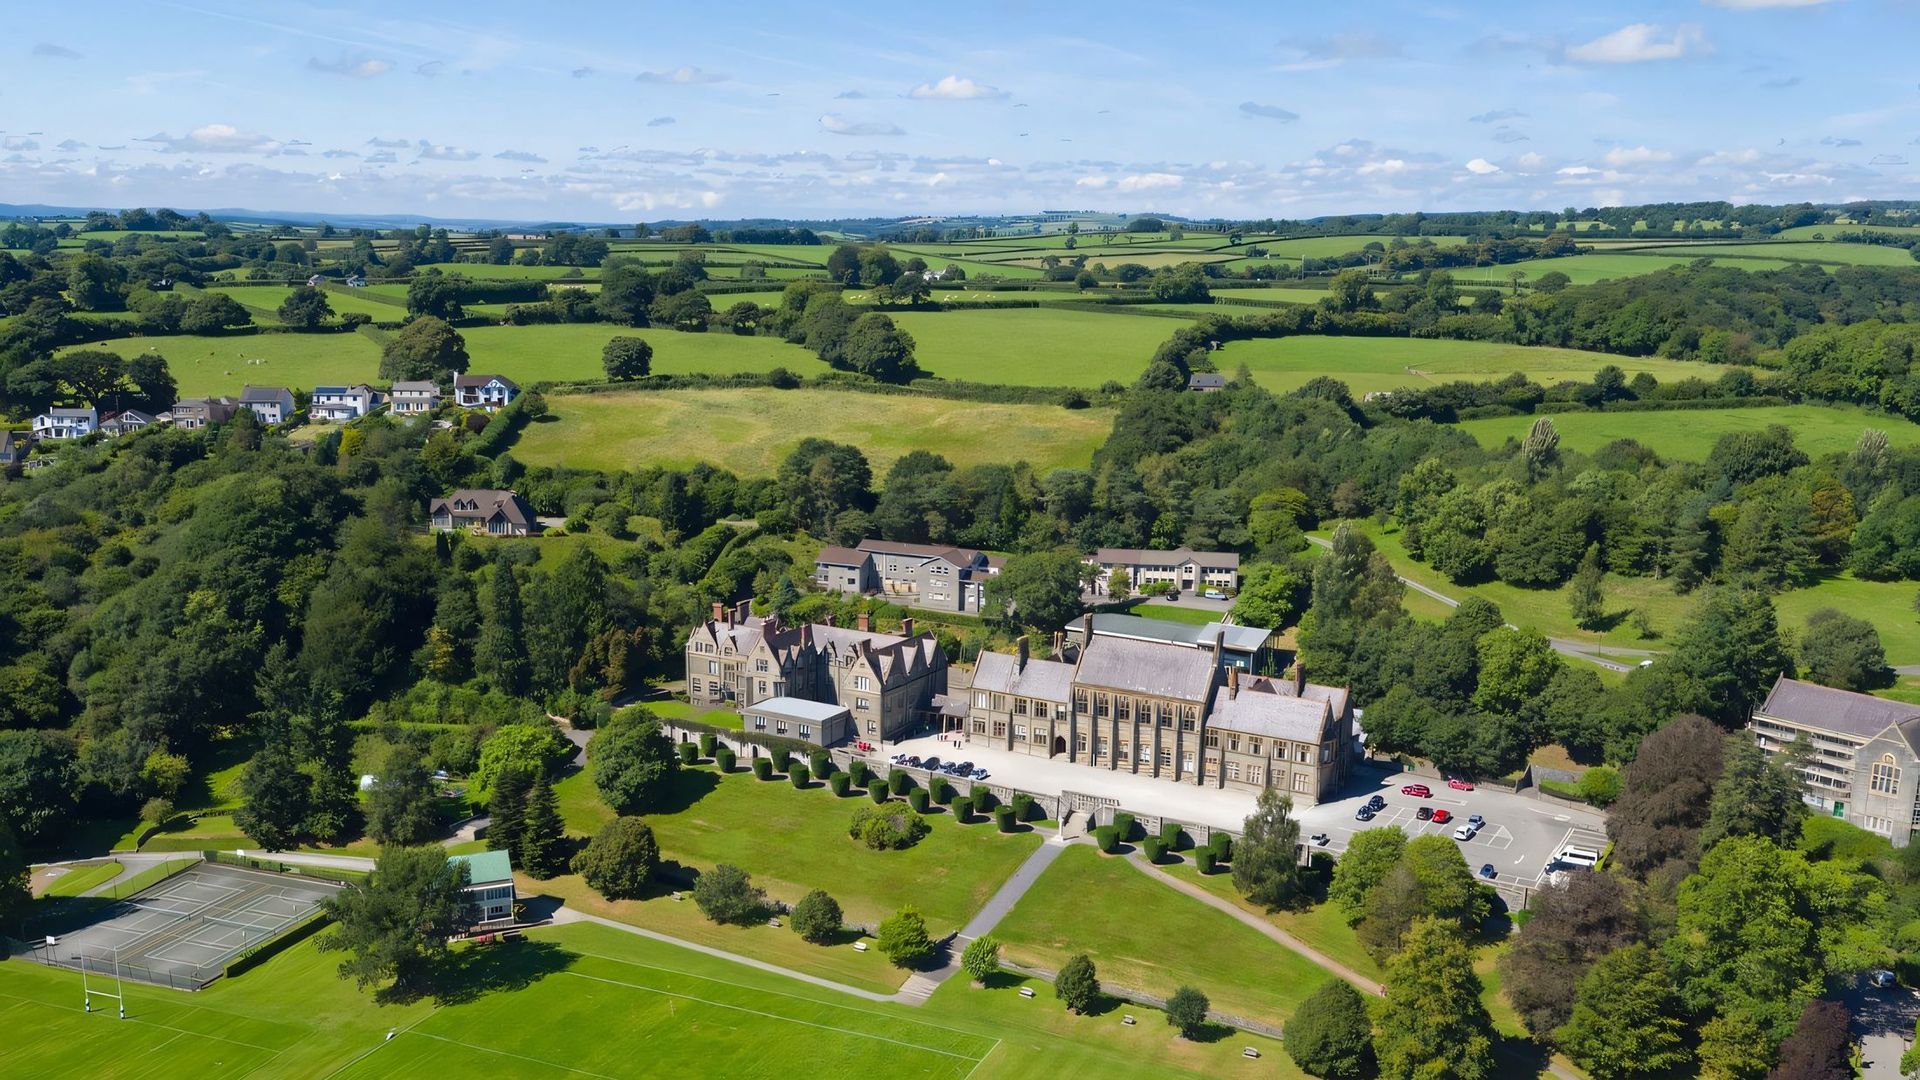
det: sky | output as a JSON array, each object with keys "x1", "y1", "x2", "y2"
[{"x1": 5, "y1": 0, "x2": 1918, "y2": 222}]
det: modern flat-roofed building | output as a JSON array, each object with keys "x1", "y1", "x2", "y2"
[
  {"x1": 448, "y1": 850, "x2": 516, "y2": 928},
  {"x1": 1087, "y1": 546, "x2": 1240, "y2": 595},
  {"x1": 741, "y1": 696, "x2": 853, "y2": 747},
  {"x1": 32, "y1": 407, "x2": 98, "y2": 440},
  {"x1": 1751, "y1": 675, "x2": 1920, "y2": 844}
]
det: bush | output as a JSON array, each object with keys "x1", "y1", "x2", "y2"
[
  {"x1": 1167, "y1": 985, "x2": 1210, "y2": 1039},
  {"x1": 1284, "y1": 979, "x2": 1375, "y2": 1080},
  {"x1": 1142, "y1": 837, "x2": 1167, "y2": 863},
  {"x1": 693, "y1": 863, "x2": 766, "y2": 925},
  {"x1": 930, "y1": 776, "x2": 952, "y2": 804},
  {"x1": 1094, "y1": 826, "x2": 1120, "y2": 853},
  {"x1": 753, "y1": 758, "x2": 774, "y2": 781},
  {"x1": 995, "y1": 805, "x2": 1017, "y2": 833},
  {"x1": 1056, "y1": 953, "x2": 1100, "y2": 1014},
  {"x1": 1576, "y1": 765, "x2": 1623, "y2": 807},
  {"x1": 790, "y1": 762, "x2": 811, "y2": 788},
  {"x1": 848, "y1": 760, "x2": 870, "y2": 787},
  {"x1": 141, "y1": 797, "x2": 175, "y2": 826},
  {"x1": 972, "y1": 788, "x2": 997, "y2": 812},
  {"x1": 677, "y1": 742, "x2": 698, "y2": 766},
  {"x1": 789, "y1": 888, "x2": 842, "y2": 945},
  {"x1": 771, "y1": 748, "x2": 792, "y2": 773},
  {"x1": 908, "y1": 789, "x2": 930, "y2": 813},
  {"x1": 809, "y1": 750, "x2": 832, "y2": 779},
  {"x1": 570, "y1": 817, "x2": 659, "y2": 900},
  {"x1": 961, "y1": 934, "x2": 1000, "y2": 985},
  {"x1": 1113, "y1": 812, "x2": 1138, "y2": 842},
  {"x1": 714, "y1": 746, "x2": 736, "y2": 772},
  {"x1": 1209, "y1": 832, "x2": 1233, "y2": 863},
  {"x1": 1011, "y1": 793, "x2": 1036, "y2": 821},
  {"x1": 953, "y1": 795, "x2": 975, "y2": 822},
  {"x1": 869, "y1": 781, "x2": 891, "y2": 804},
  {"x1": 876, "y1": 906, "x2": 933, "y2": 968},
  {"x1": 1161, "y1": 821, "x2": 1188, "y2": 850},
  {"x1": 850, "y1": 803, "x2": 930, "y2": 850},
  {"x1": 1197, "y1": 849, "x2": 1217, "y2": 874},
  {"x1": 888, "y1": 768, "x2": 911, "y2": 796},
  {"x1": 829, "y1": 773, "x2": 851, "y2": 797},
  {"x1": 698, "y1": 732, "x2": 717, "y2": 759}
]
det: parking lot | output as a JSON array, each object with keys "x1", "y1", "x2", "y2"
[{"x1": 1296, "y1": 768, "x2": 1609, "y2": 891}]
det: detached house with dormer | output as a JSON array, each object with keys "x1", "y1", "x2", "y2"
[
  {"x1": 32, "y1": 407, "x2": 98, "y2": 441},
  {"x1": 454, "y1": 374, "x2": 518, "y2": 412},
  {"x1": 428, "y1": 489, "x2": 539, "y2": 536},
  {"x1": 99, "y1": 410, "x2": 157, "y2": 437}
]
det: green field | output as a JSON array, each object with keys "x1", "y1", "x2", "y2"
[
  {"x1": 886, "y1": 308, "x2": 1185, "y2": 386},
  {"x1": 1776, "y1": 224, "x2": 1920, "y2": 241},
  {"x1": 514, "y1": 387, "x2": 1114, "y2": 477},
  {"x1": 1456, "y1": 253, "x2": 1808, "y2": 287},
  {"x1": 993, "y1": 846, "x2": 1334, "y2": 1027},
  {"x1": 459, "y1": 323, "x2": 817, "y2": 383},
  {"x1": 1219, "y1": 335, "x2": 1712, "y2": 396},
  {"x1": 37, "y1": 860, "x2": 122, "y2": 898},
  {"x1": 62, "y1": 332, "x2": 382, "y2": 398},
  {"x1": 207, "y1": 285, "x2": 403, "y2": 322},
  {"x1": 1455, "y1": 403, "x2": 1920, "y2": 461}
]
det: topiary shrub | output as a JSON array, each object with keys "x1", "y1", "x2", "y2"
[
  {"x1": 849, "y1": 803, "x2": 930, "y2": 850},
  {"x1": 888, "y1": 768, "x2": 912, "y2": 796},
  {"x1": 930, "y1": 776, "x2": 951, "y2": 804},
  {"x1": 829, "y1": 773, "x2": 851, "y2": 797},
  {"x1": 1161, "y1": 821, "x2": 1187, "y2": 850},
  {"x1": 1142, "y1": 836, "x2": 1167, "y2": 863},
  {"x1": 678, "y1": 742, "x2": 698, "y2": 766},
  {"x1": 994, "y1": 805, "x2": 1016, "y2": 833},
  {"x1": 1094, "y1": 826, "x2": 1120, "y2": 853},
  {"x1": 1012, "y1": 793, "x2": 1036, "y2": 821},
  {"x1": 790, "y1": 762, "x2": 810, "y2": 788},
  {"x1": 908, "y1": 789, "x2": 930, "y2": 813},
  {"x1": 972, "y1": 788, "x2": 997, "y2": 812},
  {"x1": 952, "y1": 795, "x2": 973, "y2": 822},
  {"x1": 1197, "y1": 849, "x2": 1217, "y2": 874},
  {"x1": 1113, "y1": 812, "x2": 1137, "y2": 842},
  {"x1": 1209, "y1": 831, "x2": 1232, "y2": 863},
  {"x1": 848, "y1": 759, "x2": 870, "y2": 787},
  {"x1": 714, "y1": 746, "x2": 736, "y2": 773},
  {"x1": 752, "y1": 757, "x2": 773, "y2": 781},
  {"x1": 771, "y1": 748, "x2": 792, "y2": 773},
  {"x1": 698, "y1": 732, "x2": 717, "y2": 759},
  {"x1": 809, "y1": 750, "x2": 832, "y2": 780},
  {"x1": 869, "y1": 780, "x2": 891, "y2": 804}
]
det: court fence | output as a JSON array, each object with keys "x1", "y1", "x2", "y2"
[
  {"x1": 222, "y1": 907, "x2": 333, "y2": 979},
  {"x1": 204, "y1": 850, "x2": 369, "y2": 884}
]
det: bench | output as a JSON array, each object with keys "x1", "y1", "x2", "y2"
[
  {"x1": 852, "y1": 941, "x2": 868, "y2": 952},
  {"x1": 767, "y1": 918, "x2": 781, "y2": 928},
  {"x1": 1019, "y1": 986, "x2": 1036, "y2": 999},
  {"x1": 1122, "y1": 1015, "x2": 1136, "y2": 1026},
  {"x1": 1242, "y1": 1048, "x2": 1260, "y2": 1059}
]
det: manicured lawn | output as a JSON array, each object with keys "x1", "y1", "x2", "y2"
[
  {"x1": 1159, "y1": 859, "x2": 1382, "y2": 981},
  {"x1": 1124, "y1": 604, "x2": 1224, "y2": 626},
  {"x1": 58, "y1": 331, "x2": 382, "y2": 398},
  {"x1": 1220, "y1": 335, "x2": 1729, "y2": 396},
  {"x1": 643, "y1": 700, "x2": 744, "y2": 729},
  {"x1": 1455, "y1": 403, "x2": 1920, "y2": 462},
  {"x1": 552, "y1": 765, "x2": 1042, "y2": 935},
  {"x1": 37, "y1": 861, "x2": 122, "y2": 898},
  {"x1": 886, "y1": 307, "x2": 1189, "y2": 386},
  {"x1": 993, "y1": 845, "x2": 1335, "y2": 1027},
  {"x1": 512, "y1": 387, "x2": 1114, "y2": 477},
  {"x1": 459, "y1": 323, "x2": 817, "y2": 383}
]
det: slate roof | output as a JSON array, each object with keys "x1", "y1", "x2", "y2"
[
  {"x1": 239, "y1": 385, "x2": 292, "y2": 403},
  {"x1": 1092, "y1": 546, "x2": 1240, "y2": 569},
  {"x1": 815, "y1": 545, "x2": 867, "y2": 567},
  {"x1": 454, "y1": 373, "x2": 519, "y2": 390},
  {"x1": 430, "y1": 489, "x2": 536, "y2": 528},
  {"x1": 1087, "y1": 613, "x2": 1269, "y2": 653},
  {"x1": 45, "y1": 406, "x2": 97, "y2": 419},
  {"x1": 1209, "y1": 678, "x2": 1334, "y2": 741},
  {"x1": 972, "y1": 650, "x2": 1077, "y2": 703},
  {"x1": 1758, "y1": 675, "x2": 1920, "y2": 739},
  {"x1": 1074, "y1": 635, "x2": 1217, "y2": 702},
  {"x1": 856, "y1": 538, "x2": 986, "y2": 567},
  {"x1": 390, "y1": 380, "x2": 440, "y2": 394},
  {"x1": 1189, "y1": 373, "x2": 1228, "y2": 390}
]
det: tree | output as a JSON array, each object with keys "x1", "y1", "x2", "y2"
[
  {"x1": 1606, "y1": 713, "x2": 1725, "y2": 877},
  {"x1": 876, "y1": 905, "x2": 933, "y2": 968},
  {"x1": 1472, "y1": 626, "x2": 1561, "y2": 718},
  {"x1": 693, "y1": 864, "x2": 765, "y2": 924},
  {"x1": 365, "y1": 744, "x2": 441, "y2": 846},
  {"x1": 0, "y1": 821, "x2": 31, "y2": 936},
  {"x1": 1569, "y1": 544, "x2": 1605, "y2": 629},
  {"x1": 826, "y1": 244, "x2": 861, "y2": 283},
  {"x1": 407, "y1": 275, "x2": 464, "y2": 320},
  {"x1": 1230, "y1": 562, "x2": 1301, "y2": 629},
  {"x1": 1283, "y1": 979, "x2": 1374, "y2": 1080},
  {"x1": 839, "y1": 312, "x2": 920, "y2": 382},
  {"x1": 486, "y1": 765, "x2": 533, "y2": 865},
  {"x1": 277, "y1": 285, "x2": 334, "y2": 329},
  {"x1": 180, "y1": 292, "x2": 253, "y2": 332},
  {"x1": 1556, "y1": 944, "x2": 1690, "y2": 1080},
  {"x1": 318, "y1": 845, "x2": 468, "y2": 999},
  {"x1": 1105, "y1": 566, "x2": 1131, "y2": 601},
  {"x1": 596, "y1": 261, "x2": 655, "y2": 325},
  {"x1": 1501, "y1": 870, "x2": 1641, "y2": 1037},
  {"x1": 1233, "y1": 786, "x2": 1301, "y2": 908},
  {"x1": 1766, "y1": 999, "x2": 1850, "y2": 1080},
  {"x1": 1328, "y1": 826, "x2": 1407, "y2": 922},
  {"x1": 789, "y1": 888, "x2": 843, "y2": 944},
  {"x1": 602, "y1": 336, "x2": 653, "y2": 381},
  {"x1": 470, "y1": 723, "x2": 571, "y2": 805},
  {"x1": 1166, "y1": 985, "x2": 1210, "y2": 1039},
  {"x1": 233, "y1": 743, "x2": 312, "y2": 851},
  {"x1": 961, "y1": 934, "x2": 1000, "y2": 985},
  {"x1": 589, "y1": 708, "x2": 678, "y2": 814},
  {"x1": 1358, "y1": 835, "x2": 1488, "y2": 960},
  {"x1": 518, "y1": 778, "x2": 565, "y2": 879},
  {"x1": 475, "y1": 563, "x2": 529, "y2": 695},
  {"x1": 1055, "y1": 953, "x2": 1100, "y2": 1013},
  {"x1": 987, "y1": 550, "x2": 1084, "y2": 631},
  {"x1": 570, "y1": 816, "x2": 659, "y2": 899},
  {"x1": 379, "y1": 315, "x2": 469, "y2": 381},
  {"x1": 1373, "y1": 918, "x2": 1495, "y2": 1080},
  {"x1": 1798, "y1": 607, "x2": 1892, "y2": 691},
  {"x1": 1698, "y1": 1013, "x2": 1774, "y2": 1080},
  {"x1": 1700, "y1": 737, "x2": 1807, "y2": 852},
  {"x1": 1669, "y1": 588, "x2": 1789, "y2": 726},
  {"x1": 0, "y1": 731, "x2": 77, "y2": 843},
  {"x1": 652, "y1": 289, "x2": 712, "y2": 331}
]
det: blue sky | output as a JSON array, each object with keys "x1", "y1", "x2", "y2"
[{"x1": 5, "y1": 0, "x2": 1916, "y2": 221}]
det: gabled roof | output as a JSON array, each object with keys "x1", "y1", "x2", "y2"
[
  {"x1": 103, "y1": 409, "x2": 156, "y2": 426},
  {"x1": 390, "y1": 380, "x2": 440, "y2": 393},
  {"x1": 1758, "y1": 675, "x2": 1920, "y2": 739},
  {"x1": 239, "y1": 385, "x2": 292, "y2": 403},
  {"x1": 856, "y1": 538, "x2": 985, "y2": 567},
  {"x1": 973, "y1": 650, "x2": 1076, "y2": 703},
  {"x1": 1210, "y1": 676, "x2": 1334, "y2": 741},
  {"x1": 448, "y1": 850, "x2": 513, "y2": 886},
  {"x1": 815, "y1": 545, "x2": 868, "y2": 567},
  {"x1": 1074, "y1": 635, "x2": 1217, "y2": 703},
  {"x1": 1189, "y1": 373, "x2": 1228, "y2": 389},
  {"x1": 44, "y1": 406, "x2": 98, "y2": 419},
  {"x1": 0, "y1": 430, "x2": 15, "y2": 453},
  {"x1": 312, "y1": 384, "x2": 376, "y2": 397},
  {"x1": 429, "y1": 489, "x2": 535, "y2": 527},
  {"x1": 454, "y1": 373, "x2": 519, "y2": 390},
  {"x1": 1092, "y1": 546, "x2": 1240, "y2": 569},
  {"x1": 1087, "y1": 612, "x2": 1269, "y2": 652}
]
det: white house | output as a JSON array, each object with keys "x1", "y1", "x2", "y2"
[
  {"x1": 99, "y1": 410, "x2": 158, "y2": 437},
  {"x1": 448, "y1": 850, "x2": 517, "y2": 928},
  {"x1": 310, "y1": 384, "x2": 383, "y2": 422},
  {"x1": 32, "y1": 407, "x2": 97, "y2": 441},
  {"x1": 453, "y1": 374, "x2": 519, "y2": 412},
  {"x1": 389, "y1": 380, "x2": 442, "y2": 415},
  {"x1": 239, "y1": 385, "x2": 296, "y2": 425}
]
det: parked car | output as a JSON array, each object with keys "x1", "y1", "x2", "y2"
[
  {"x1": 1366, "y1": 794, "x2": 1386, "y2": 810},
  {"x1": 1204, "y1": 589, "x2": 1226, "y2": 600},
  {"x1": 1415, "y1": 806, "x2": 1434, "y2": 821},
  {"x1": 1355, "y1": 807, "x2": 1376, "y2": 822},
  {"x1": 1401, "y1": 783, "x2": 1431, "y2": 798},
  {"x1": 906, "y1": 756, "x2": 922, "y2": 768},
  {"x1": 1453, "y1": 822, "x2": 1478, "y2": 841},
  {"x1": 892, "y1": 754, "x2": 908, "y2": 765},
  {"x1": 1431, "y1": 809, "x2": 1453, "y2": 824},
  {"x1": 1311, "y1": 833, "x2": 1330, "y2": 846},
  {"x1": 1467, "y1": 814, "x2": 1485, "y2": 828},
  {"x1": 1480, "y1": 864, "x2": 1497, "y2": 880},
  {"x1": 1447, "y1": 778, "x2": 1474, "y2": 791},
  {"x1": 1871, "y1": 969, "x2": 1898, "y2": 988}
]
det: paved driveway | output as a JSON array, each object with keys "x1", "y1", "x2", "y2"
[{"x1": 1847, "y1": 978, "x2": 1919, "y2": 1080}]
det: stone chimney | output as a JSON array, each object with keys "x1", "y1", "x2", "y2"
[
  {"x1": 735, "y1": 599, "x2": 751, "y2": 623},
  {"x1": 1293, "y1": 662, "x2": 1306, "y2": 696},
  {"x1": 711, "y1": 601, "x2": 725, "y2": 623},
  {"x1": 1050, "y1": 630, "x2": 1064, "y2": 660},
  {"x1": 1212, "y1": 629, "x2": 1225, "y2": 671},
  {"x1": 857, "y1": 611, "x2": 871, "y2": 633},
  {"x1": 901, "y1": 617, "x2": 915, "y2": 639},
  {"x1": 1080, "y1": 612, "x2": 1093, "y2": 645},
  {"x1": 1227, "y1": 665, "x2": 1239, "y2": 700},
  {"x1": 1016, "y1": 635, "x2": 1030, "y2": 672}
]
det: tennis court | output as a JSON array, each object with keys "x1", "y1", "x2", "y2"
[{"x1": 42, "y1": 862, "x2": 341, "y2": 989}]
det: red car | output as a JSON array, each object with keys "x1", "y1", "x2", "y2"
[
  {"x1": 1432, "y1": 809, "x2": 1453, "y2": 825},
  {"x1": 1447, "y1": 778, "x2": 1475, "y2": 791},
  {"x1": 1401, "y1": 784, "x2": 1431, "y2": 798}
]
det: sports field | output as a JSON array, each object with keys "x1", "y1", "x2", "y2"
[
  {"x1": 1455, "y1": 403, "x2": 1920, "y2": 461},
  {"x1": 513, "y1": 388, "x2": 1114, "y2": 476},
  {"x1": 886, "y1": 308, "x2": 1186, "y2": 386},
  {"x1": 1219, "y1": 335, "x2": 1714, "y2": 395}
]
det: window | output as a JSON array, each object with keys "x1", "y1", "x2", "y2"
[
  {"x1": 752, "y1": 716, "x2": 767, "y2": 731},
  {"x1": 1158, "y1": 747, "x2": 1173, "y2": 768},
  {"x1": 854, "y1": 675, "x2": 872, "y2": 692},
  {"x1": 758, "y1": 680, "x2": 768, "y2": 695},
  {"x1": 856, "y1": 698, "x2": 872, "y2": 712},
  {"x1": 1321, "y1": 744, "x2": 1332, "y2": 764},
  {"x1": 798, "y1": 724, "x2": 812, "y2": 740},
  {"x1": 1076, "y1": 733, "x2": 1089, "y2": 752},
  {"x1": 1013, "y1": 724, "x2": 1027, "y2": 740},
  {"x1": 1094, "y1": 693, "x2": 1110, "y2": 718},
  {"x1": 1033, "y1": 727, "x2": 1049, "y2": 744},
  {"x1": 1248, "y1": 765, "x2": 1262, "y2": 785},
  {"x1": 776, "y1": 721, "x2": 789, "y2": 736},
  {"x1": 993, "y1": 721, "x2": 1007, "y2": 738},
  {"x1": 707, "y1": 660, "x2": 719, "y2": 675},
  {"x1": 1225, "y1": 761, "x2": 1241, "y2": 782},
  {"x1": 756, "y1": 659, "x2": 768, "y2": 672},
  {"x1": 1873, "y1": 754, "x2": 1902, "y2": 795},
  {"x1": 866, "y1": 721, "x2": 876, "y2": 735},
  {"x1": 1296, "y1": 743, "x2": 1310, "y2": 763},
  {"x1": 1074, "y1": 689, "x2": 1090, "y2": 714},
  {"x1": 973, "y1": 719, "x2": 988, "y2": 734},
  {"x1": 1182, "y1": 752, "x2": 1195, "y2": 773},
  {"x1": 1293, "y1": 772, "x2": 1311, "y2": 794},
  {"x1": 1248, "y1": 739, "x2": 1262, "y2": 756},
  {"x1": 689, "y1": 679, "x2": 702, "y2": 695},
  {"x1": 974, "y1": 690, "x2": 991, "y2": 708},
  {"x1": 1014, "y1": 697, "x2": 1029, "y2": 716},
  {"x1": 1227, "y1": 734, "x2": 1241, "y2": 753},
  {"x1": 1204, "y1": 732, "x2": 1219, "y2": 748},
  {"x1": 1116, "y1": 697, "x2": 1131, "y2": 721}
]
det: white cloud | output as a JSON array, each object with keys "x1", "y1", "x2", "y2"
[
  {"x1": 4, "y1": 137, "x2": 40, "y2": 152},
  {"x1": 322, "y1": 149, "x2": 360, "y2": 159},
  {"x1": 908, "y1": 75, "x2": 1007, "y2": 100},
  {"x1": 1115, "y1": 172, "x2": 1182, "y2": 192},
  {"x1": 1465, "y1": 158, "x2": 1501, "y2": 174},
  {"x1": 1558, "y1": 165, "x2": 1602, "y2": 176},
  {"x1": 1568, "y1": 24, "x2": 1708, "y2": 63},
  {"x1": 835, "y1": 89, "x2": 870, "y2": 100},
  {"x1": 307, "y1": 54, "x2": 393, "y2": 78},
  {"x1": 137, "y1": 123, "x2": 282, "y2": 155},
  {"x1": 819, "y1": 114, "x2": 905, "y2": 136},
  {"x1": 1075, "y1": 176, "x2": 1109, "y2": 188},
  {"x1": 1239, "y1": 102, "x2": 1300, "y2": 122},
  {"x1": 416, "y1": 140, "x2": 480, "y2": 161},
  {"x1": 646, "y1": 116, "x2": 676, "y2": 127},
  {"x1": 1603, "y1": 145, "x2": 1673, "y2": 165},
  {"x1": 494, "y1": 149, "x2": 547, "y2": 163},
  {"x1": 55, "y1": 139, "x2": 88, "y2": 151},
  {"x1": 1468, "y1": 109, "x2": 1526, "y2": 124},
  {"x1": 1698, "y1": 148, "x2": 1762, "y2": 165},
  {"x1": 1357, "y1": 159, "x2": 1408, "y2": 175},
  {"x1": 635, "y1": 66, "x2": 725, "y2": 84}
]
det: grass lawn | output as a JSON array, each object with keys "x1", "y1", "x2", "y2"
[
  {"x1": 0, "y1": 918, "x2": 1286, "y2": 1079},
  {"x1": 205, "y1": 285, "x2": 403, "y2": 323},
  {"x1": 36, "y1": 861, "x2": 122, "y2": 898},
  {"x1": 643, "y1": 700, "x2": 744, "y2": 729},
  {"x1": 1452, "y1": 252, "x2": 1808, "y2": 288},
  {"x1": 993, "y1": 845, "x2": 1335, "y2": 1027},
  {"x1": 59, "y1": 331, "x2": 382, "y2": 398},
  {"x1": 1665, "y1": 240, "x2": 1918, "y2": 267},
  {"x1": 1219, "y1": 335, "x2": 1725, "y2": 396},
  {"x1": 513, "y1": 387, "x2": 1114, "y2": 477},
  {"x1": 553, "y1": 765, "x2": 1042, "y2": 935},
  {"x1": 886, "y1": 307, "x2": 1189, "y2": 386},
  {"x1": 1125, "y1": 604, "x2": 1224, "y2": 626},
  {"x1": 1455, "y1": 403, "x2": 1920, "y2": 462},
  {"x1": 459, "y1": 323, "x2": 818, "y2": 384},
  {"x1": 1158, "y1": 859, "x2": 1382, "y2": 981}
]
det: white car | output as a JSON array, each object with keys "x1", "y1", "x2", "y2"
[
  {"x1": 1453, "y1": 822, "x2": 1478, "y2": 841},
  {"x1": 1203, "y1": 589, "x2": 1226, "y2": 600}
]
